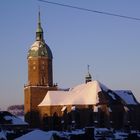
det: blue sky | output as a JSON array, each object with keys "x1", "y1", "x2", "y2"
[{"x1": 0, "y1": 0, "x2": 140, "y2": 110}]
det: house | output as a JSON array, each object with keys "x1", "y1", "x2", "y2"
[{"x1": 0, "y1": 111, "x2": 28, "y2": 131}]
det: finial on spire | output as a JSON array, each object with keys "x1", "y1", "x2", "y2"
[
  {"x1": 87, "y1": 64, "x2": 90, "y2": 73},
  {"x1": 38, "y1": 6, "x2": 41, "y2": 24},
  {"x1": 85, "y1": 64, "x2": 92, "y2": 83}
]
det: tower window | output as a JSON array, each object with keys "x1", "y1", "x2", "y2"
[
  {"x1": 42, "y1": 66, "x2": 45, "y2": 70},
  {"x1": 33, "y1": 66, "x2": 36, "y2": 70}
]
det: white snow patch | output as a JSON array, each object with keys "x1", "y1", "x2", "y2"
[
  {"x1": 39, "y1": 81, "x2": 101, "y2": 106},
  {"x1": 15, "y1": 129, "x2": 55, "y2": 140},
  {"x1": 59, "y1": 129, "x2": 84, "y2": 136},
  {"x1": 94, "y1": 106, "x2": 98, "y2": 112},
  {"x1": 94, "y1": 128, "x2": 113, "y2": 138},
  {"x1": 108, "y1": 107, "x2": 112, "y2": 112},
  {"x1": 98, "y1": 82, "x2": 109, "y2": 92},
  {"x1": 114, "y1": 131, "x2": 128, "y2": 139},
  {"x1": 4, "y1": 116, "x2": 27, "y2": 125},
  {"x1": 31, "y1": 46, "x2": 38, "y2": 51},
  {"x1": 71, "y1": 106, "x2": 76, "y2": 111},
  {"x1": 61, "y1": 106, "x2": 67, "y2": 112},
  {"x1": 114, "y1": 90, "x2": 138, "y2": 105},
  {"x1": 108, "y1": 92, "x2": 116, "y2": 100},
  {"x1": 124, "y1": 106, "x2": 129, "y2": 112},
  {"x1": 0, "y1": 130, "x2": 7, "y2": 140},
  {"x1": 18, "y1": 116, "x2": 25, "y2": 121}
]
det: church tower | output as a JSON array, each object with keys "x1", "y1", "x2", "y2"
[
  {"x1": 28, "y1": 11, "x2": 53, "y2": 86},
  {"x1": 24, "y1": 12, "x2": 57, "y2": 127}
]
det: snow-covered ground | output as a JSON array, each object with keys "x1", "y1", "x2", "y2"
[
  {"x1": 15, "y1": 129, "x2": 55, "y2": 140},
  {"x1": 0, "y1": 129, "x2": 7, "y2": 140},
  {"x1": 14, "y1": 128, "x2": 140, "y2": 140}
]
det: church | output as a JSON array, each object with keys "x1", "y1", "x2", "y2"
[{"x1": 24, "y1": 12, "x2": 140, "y2": 130}]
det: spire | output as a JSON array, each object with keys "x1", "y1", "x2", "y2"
[
  {"x1": 85, "y1": 65, "x2": 92, "y2": 83},
  {"x1": 38, "y1": 7, "x2": 41, "y2": 24},
  {"x1": 87, "y1": 64, "x2": 90, "y2": 74},
  {"x1": 36, "y1": 9, "x2": 44, "y2": 41}
]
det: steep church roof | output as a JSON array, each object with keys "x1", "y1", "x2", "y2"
[
  {"x1": 39, "y1": 81, "x2": 101, "y2": 106},
  {"x1": 28, "y1": 11, "x2": 52, "y2": 59},
  {"x1": 39, "y1": 81, "x2": 139, "y2": 107}
]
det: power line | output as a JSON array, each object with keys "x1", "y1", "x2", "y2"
[{"x1": 38, "y1": 0, "x2": 140, "y2": 21}]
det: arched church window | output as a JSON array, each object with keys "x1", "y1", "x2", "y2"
[
  {"x1": 42, "y1": 66, "x2": 45, "y2": 70},
  {"x1": 43, "y1": 113, "x2": 49, "y2": 130},
  {"x1": 52, "y1": 112, "x2": 60, "y2": 130},
  {"x1": 42, "y1": 61, "x2": 45, "y2": 65}
]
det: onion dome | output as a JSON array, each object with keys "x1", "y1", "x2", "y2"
[
  {"x1": 28, "y1": 41, "x2": 53, "y2": 59},
  {"x1": 28, "y1": 11, "x2": 53, "y2": 59}
]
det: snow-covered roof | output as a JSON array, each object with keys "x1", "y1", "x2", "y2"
[
  {"x1": 114, "y1": 90, "x2": 138, "y2": 105},
  {"x1": 39, "y1": 81, "x2": 102, "y2": 106},
  {"x1": 28, "y1": 41, "x2": 53, "y2": 59},
  {"x1": 39, "y1": 81, "x2": 139, "y2": 107},
  {"x1": 0, "y1": 111, "x2": 27, "y2": 125},
  {"x1": 4, "y1": 115, "x2": 27, "y2": 125},
  {"x1": 15, "y1": 129, "x2": 54, "y2": 140}
]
